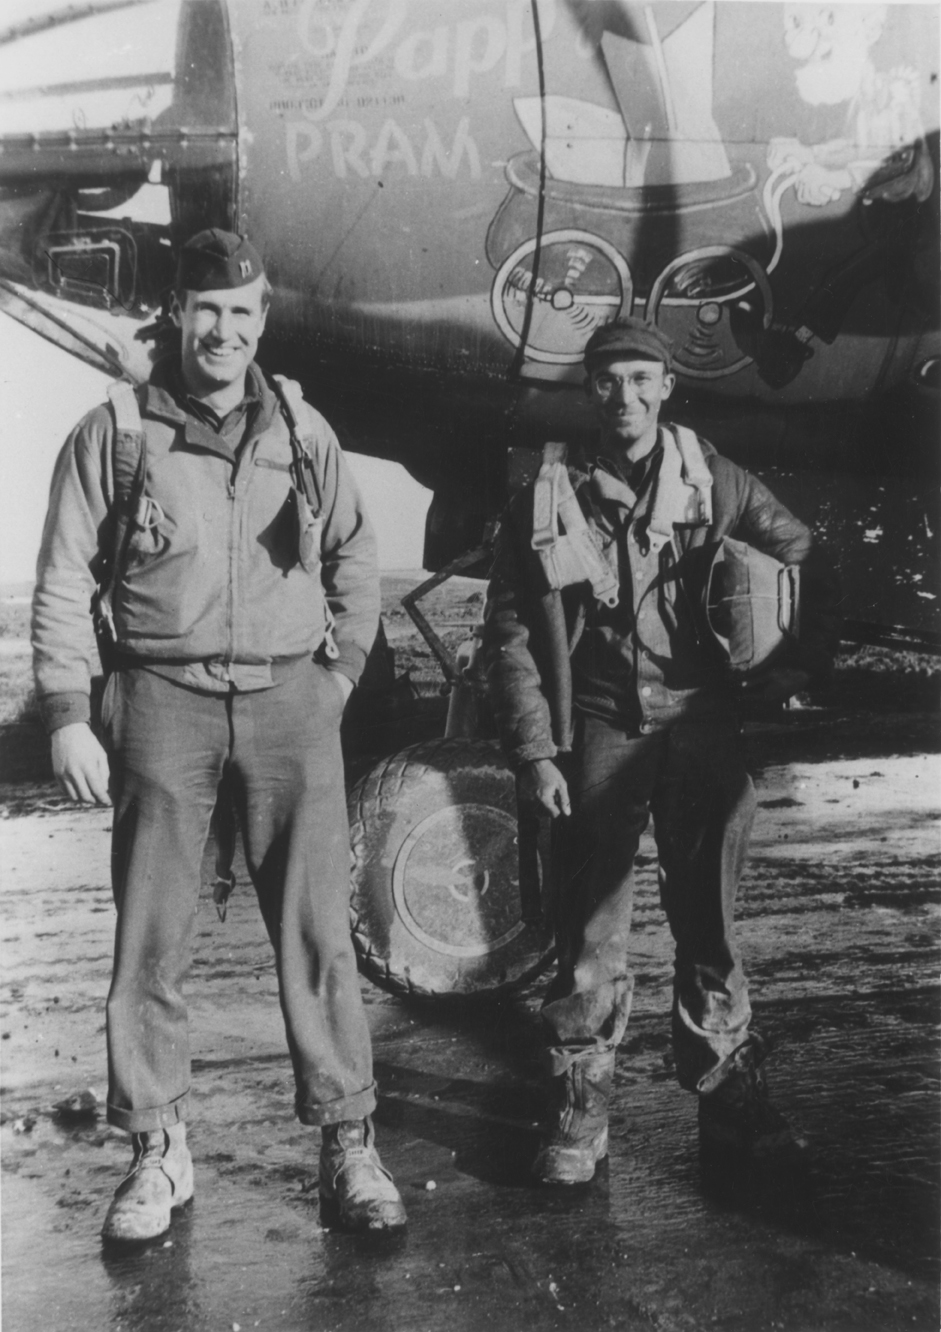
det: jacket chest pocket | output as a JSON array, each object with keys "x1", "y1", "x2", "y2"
[
  {"x1": 254, "y1": 457, "x2": 322, "y2": 573},
  {"x1": 125, "y1": 494, "x2": 170, "y2": 565}
]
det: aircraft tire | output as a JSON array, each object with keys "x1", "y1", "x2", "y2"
[{"x1": 348, "y1": 738, "x2": 555, "y2": 1000}]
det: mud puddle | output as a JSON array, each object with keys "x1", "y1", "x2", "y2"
[{"x1": 1, "y1": 713, "x2": 939, "y2": 1331}]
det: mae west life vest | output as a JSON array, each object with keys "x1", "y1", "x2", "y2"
[
  {"x1": 530, "y1": 429, "x2": 799, "y2": 677},
  {"x1": 95, "y1": 374, "x2": 340, "y2": 660}
]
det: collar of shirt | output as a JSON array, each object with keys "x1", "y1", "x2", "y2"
[
  {"x1": 583, "y1": 441, "x2": 664, "y2": 532},
  {"x1": 593, "y1": 441, "x2": 663, "y2": 495},
  {"x1": 168, "y1": 360, "x2": 261, "y2": 433},
  {"x1": 144, "y1": 358, "x2": 279, "y2": 461}
]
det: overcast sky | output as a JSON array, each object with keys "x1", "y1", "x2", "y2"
[{"x1": 0, "y1": 318, "x2": 431, "y2": 586}]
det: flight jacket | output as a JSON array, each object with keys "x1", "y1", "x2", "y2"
[
  {"x1": 32, "y1": 359, "x2": 379, "y2": 732},
  {"x1": 481, "y1": 432, "x2": 838, "y2": 767}
]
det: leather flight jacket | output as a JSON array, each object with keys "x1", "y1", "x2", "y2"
[{"x1": 482, "y1": 428, "x2": 838, "y2": 767}]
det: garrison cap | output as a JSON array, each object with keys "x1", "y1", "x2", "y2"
[
  {"x1": 176, "y1": 228, "x2": 265, "y2": 292},
  {"x1": 584, "y1": 318, "x2": 673, "y2": 372}
]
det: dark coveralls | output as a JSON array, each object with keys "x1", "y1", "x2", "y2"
[
  {"x1": 32, "y1": 360, "x2": 379, "y2": 1131},
  {"x1": 483, "y1": 434, "x2": 833, "y2": 1090}
]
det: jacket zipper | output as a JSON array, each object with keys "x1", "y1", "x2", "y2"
[{"x1": 226, "y1": 474, "x2": 236, "y2": 672}]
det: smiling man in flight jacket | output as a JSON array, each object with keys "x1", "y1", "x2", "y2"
[
  {"x1": 483, "y1": 318, "x2": 835, "y2": 1185},
  {"x1": 32, "y1": 228, "x2": 406, "y2": 1240}
]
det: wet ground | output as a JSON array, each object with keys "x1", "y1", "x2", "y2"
[{"x1": 1, "y1": 706, "x2": 939, "y2": 1332}]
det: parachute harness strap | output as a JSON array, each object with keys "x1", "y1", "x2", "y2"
[
  {"x1": 271, "y1": 374, "x2": 339, "y2": 659},
  {"x1": 646, "y1": 425, "x2": 713, "y2": 558},
  {"x1": 532, "y1": 441, "x2": 619, "y2": 608},
  {"x1": 97, "y1": 379, "x2": 148, "y2": 643}
]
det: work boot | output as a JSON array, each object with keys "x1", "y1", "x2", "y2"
[
  {"x1": 698, "y1": 1035, "x2": 805, "y2": 1161},
  {"x1": 101, "y1": 1122, "x2": 194, "y2": 1242},
  {"x1": 319, "y1": 1118, "x2": 407, "y2": 1232},
  {"x1": 533, "y1": 1049, "x2": 614, "y2": 1185}
]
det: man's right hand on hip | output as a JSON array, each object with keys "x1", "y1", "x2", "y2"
[
  {"x1": 518, "y1": 758, "x2": 571, "y2": 819},
  {"x1": 51, "y1": 722, "x2": 112, "y2": 805}
]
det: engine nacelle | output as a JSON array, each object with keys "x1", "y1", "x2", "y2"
[{"x1": 0, "y1": 0, "x2": 236, "y2": 312}]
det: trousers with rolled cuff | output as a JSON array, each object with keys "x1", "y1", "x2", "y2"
[
  {"x1": 541, "y1": 711, "x2": 755, "y2": 1091},
  {"x1": 102, "y1": 662, "x2": 376, "y2": 1132}
]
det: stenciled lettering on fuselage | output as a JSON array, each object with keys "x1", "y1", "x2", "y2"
[
  {"x1": 287, "y1": 115, "x2": 481, "y2": 182},
  {"x1": 242, "y1": 0, "x2": 936, "y2": 396},
  {"x1": 282, "y1": 0, "x2": 552, "y2": 182}
]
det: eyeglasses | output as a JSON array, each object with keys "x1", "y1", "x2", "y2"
[{"x1": 591, "y1": 370, "x2": 663, "y2": 396}]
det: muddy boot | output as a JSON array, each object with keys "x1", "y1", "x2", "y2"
[
  {"x1": 698, "y1": 1036, "x2": 806, "y2": 1161},
  {"x1": 101, "y1": 1122, "x2": 194, "y2": 1242},
  {"x1": 533, "y1": 1050, "x2": 614, "y2": 1185},
  {"x1": 319, "y1": 1118, "x2": 407, "y2": 1232}
]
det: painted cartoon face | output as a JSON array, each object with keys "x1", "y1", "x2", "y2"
[{"x1": 783, "y1": 4, "x2": 887, "y2": 106}]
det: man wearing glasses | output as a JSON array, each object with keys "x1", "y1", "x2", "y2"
[{"x1": 483, "y1": 318, "x2": 835, "y2": 1184}]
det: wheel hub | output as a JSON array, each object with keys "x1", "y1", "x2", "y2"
[{"x1": 391, "y1": 803, "x2": 527, "y2": 958}]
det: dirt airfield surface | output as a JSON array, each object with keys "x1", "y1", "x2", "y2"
[{"x1": 1, "y1": 581, "x2": 939, "y2": 1332}]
